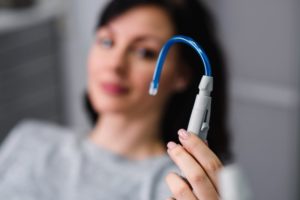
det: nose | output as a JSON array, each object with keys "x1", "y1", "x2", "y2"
[{"x1": 106, "y1": 47, "x2": 129, "y2": 76}]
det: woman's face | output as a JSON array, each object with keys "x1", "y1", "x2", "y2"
[{"x1": 88, "y1": 5, "x2": 187, "y2": 115}]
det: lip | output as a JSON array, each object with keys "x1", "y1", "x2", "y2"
[{"x1": 100, "y1": 82, "x2": 129, "y2": 95}]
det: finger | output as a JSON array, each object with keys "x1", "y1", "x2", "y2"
[
  {"x1": 165, "y1": 172, "x2": 198, "y2": 200},
  {"x1": 178, "y1": 129, "x2": 222, "y2": 191},
  {"x1": 167, "y1": 142, "x2": 218, "y2": 200}
]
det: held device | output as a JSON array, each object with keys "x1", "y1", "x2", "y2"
[
  {"x1": 148, "y1": 35, "x2": 213, "y2": 141},
  {"x1": 150, "y1": 36, "x2": 253, "y2": 200}
]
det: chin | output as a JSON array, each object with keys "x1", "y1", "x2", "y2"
[
  {"x1": 89, "y1": 92, "x2": 153, "y2": 115},
  {"x1": 94, "y1": 101, "x2": 131, "y2": 114}
]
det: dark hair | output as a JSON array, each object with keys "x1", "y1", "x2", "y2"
[{"x1": 85, "y1": 0, "x2": 232, "y2": 162}]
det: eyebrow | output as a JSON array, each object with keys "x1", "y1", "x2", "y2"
[
  {"x1": 104, "y1": 25, "x2": 165, "y2": 45},
  {"x1": 133, "y1": 35, "x2": 164, "y2": 45}
]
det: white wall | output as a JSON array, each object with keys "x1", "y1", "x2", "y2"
[
  {"x1": 62, "y1": 0, "x2": 109, "y2": 131},
  {"x1": 215, "y1": 0, "x2": 300, "y2": 199}
]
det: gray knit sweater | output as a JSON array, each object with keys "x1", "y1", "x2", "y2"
[{"x1": 0, "y1": 120, "x2": 178, "y2": 200}]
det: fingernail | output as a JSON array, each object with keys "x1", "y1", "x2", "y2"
[
  {"x1": 178, "y1": 129, "x2": 190, "y2": 140},
  {"x1": 167, "y1": 141, "x2": 177, "y2": 150}
]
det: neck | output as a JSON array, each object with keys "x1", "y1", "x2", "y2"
[{"x1": 89, "y1": 109, "x2": 166, "y2": 160}]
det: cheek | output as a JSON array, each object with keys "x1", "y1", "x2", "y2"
[
  {"x1": 88, "y1": 48, "x2": 100, "y2": 75},
  {"x1": 158, "y1": 71, "x2": 176, "y2": 96},
  {"x1": 130, "y1": 58, "x2": 178, "y2": 95},
  {"x1": 87, "y1": 56, "x2": 97, "y2": 93},
  {"x1": 87, "y1": 49, "x2": 103, "y2": 110},
  {"x1": 135, "y1": 66, "x2": 177, "y2": 105},
  {"x1": 131, "y1": 68, "x2": 154, "y2": 94},
  {"x1": 158, "y1": 61, "x2": 178, "y2": 92},
  {"x1": 87, "y1": 48, "x2": 107, "y2": 88}
]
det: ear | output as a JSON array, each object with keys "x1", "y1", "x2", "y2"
[
  {"x1": 173, "y1": 75, "x2": 189, "y2": 92},
  {"x1": 173, "y1": 64, "x2": 191, "y2": 93}
]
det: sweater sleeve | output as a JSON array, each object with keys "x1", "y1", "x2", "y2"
[{"x1": 0, "y1": 120, "x2": 44, "y2": 200}]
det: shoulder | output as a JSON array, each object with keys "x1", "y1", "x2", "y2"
[
  {"x1": 0, "y1": 120, "x2": 80, "y2": 166},
  {"x1": 0, "y1": 120, "x2": 84, "y2": 197},
  {"x1": 9, "y1": 119, "x2": 75, "y2": 140}
]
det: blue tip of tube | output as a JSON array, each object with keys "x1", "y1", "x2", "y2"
[
  {"x1": 149, "y1": 82, "x2": 158, "y2": 96},
  {"x1": 149, "y1": 88, "x2": 157, "y2": 96}
]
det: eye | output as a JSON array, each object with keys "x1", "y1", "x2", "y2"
[
  {"x1": 135, "y1": 48, "x2": 158, "y2": 60},
  {"x1": 97, "y1": 37, "x2": 113, "y2": 49}
]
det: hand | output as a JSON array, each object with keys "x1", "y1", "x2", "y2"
[{"x1": 165, "y1": 129, "x2": 222, "y2": 200}]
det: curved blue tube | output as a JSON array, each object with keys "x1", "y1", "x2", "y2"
[{"x1": 149, "y1": 35, "x2": 212, "y2": 95}]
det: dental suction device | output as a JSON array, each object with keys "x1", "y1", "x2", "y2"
[
  {"x1": 149, "y1": 35, "x2": 213, "y2": 141},
  {"x1": 149, "y1": 35, "x2": 253, "y2": 200}
]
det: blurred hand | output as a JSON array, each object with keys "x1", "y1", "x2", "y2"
[{"x1": 165, "y1": 129, "x2": 222, "y2": 200}]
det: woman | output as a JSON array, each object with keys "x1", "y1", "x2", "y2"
[{"x1": 0, "y1": 0, "x2": 231, "y2": 199}]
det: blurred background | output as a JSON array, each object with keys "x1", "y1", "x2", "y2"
[{"x1": 0, "y1": 0, "x2": 299, "y2": 199}]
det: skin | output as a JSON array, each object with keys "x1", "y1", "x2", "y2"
[
  {"x1": 166, "y1": 129, "x2": 222, "y2": 200},
  {"x1": 87, "y1": 5, "x2": 222, "y2": 200}
]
